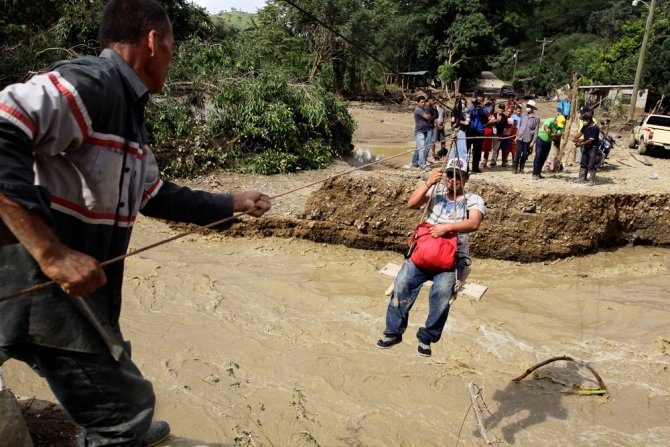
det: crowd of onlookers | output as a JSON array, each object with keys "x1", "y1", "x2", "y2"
[{"x1": 411, "y1": 90, "x2": 603, "y2": 186}]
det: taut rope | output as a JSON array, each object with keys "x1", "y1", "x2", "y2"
[{"x1": 0, "y1": 128, "x2": 531, "y2": 303}]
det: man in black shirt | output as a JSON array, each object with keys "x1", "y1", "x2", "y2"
[{"x1": 572, "y1": 115, "x2": 600, "y2": 186}]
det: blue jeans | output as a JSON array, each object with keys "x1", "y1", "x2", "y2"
[
  {"x1": 533, "y1": 137, "x2": 552, "y2": 176},
  {"x1": 383, "y1": 258, "x2": 460, "y2": 344},
  {"x1": 425, "y1": 127, "x2": 434, "y2": 160},
  {"x1": 580, "y1": 145, "x2": 598, "y2": 171},
  {"x1": 515, "y1": 140, "x2": 531, "y2": 171},
  {"x1": 412, "y1": 131, "x2": 429, "y2": 168},
  {"x1": 2, "y1": 344, "x2": 155, "y2": 446},
  {"x1": 449, "y1": 130, "x2": 468, "y2": 165}
]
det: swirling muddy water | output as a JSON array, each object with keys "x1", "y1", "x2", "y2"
[{"x1": 4, "y1": 216, "x2": 670, "y2": 446}]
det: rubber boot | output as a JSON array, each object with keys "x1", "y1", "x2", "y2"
[
  {"x1": 574, "y1": 168, "x2": 587, "y2": 183},
  {"x1": 588, "y1": 170, "x2": 596, "y2": 186},
  {"x1": 519, "y1": 160, "x2": 526, "y2": 174}
]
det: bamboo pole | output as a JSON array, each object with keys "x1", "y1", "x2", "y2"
[{"x1": 557, "y1": 74, "x2": 580, "y2": 167}]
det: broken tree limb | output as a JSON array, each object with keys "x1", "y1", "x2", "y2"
[
  {"x1": 467, "y1": 382, "x2": 495, "y2": 445},
  {"x1": 557, "y1": 74, "x2": 581, "y2": 167},
  {"x1": 511, "y1": 355, "x2": 607, "y2": 394}
]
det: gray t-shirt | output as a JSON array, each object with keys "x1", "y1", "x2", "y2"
[
  {"x1": 414, "y1": 106, "x2": 432, "y2": 134},
  {"x1": 425, "y1": 184, "x2": 486, "y2": 257}
]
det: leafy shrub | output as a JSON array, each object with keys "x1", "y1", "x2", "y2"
[{"x1": 147, "y1": 38, "x2": 356, "y2": 178}]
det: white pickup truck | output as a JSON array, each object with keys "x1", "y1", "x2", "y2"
[{"x1": 629, "y1": 114, "x2": 670, "y2": 155}]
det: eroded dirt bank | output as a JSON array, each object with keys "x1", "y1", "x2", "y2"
[{"x1": 224, "y1": 170, "x2": 670, "y2": 262}]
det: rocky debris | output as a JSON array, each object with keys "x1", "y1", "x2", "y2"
[{"x1": 17, "y1": 397, "x2": 78, "y2": 447}]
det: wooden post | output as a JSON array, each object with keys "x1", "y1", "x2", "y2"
[
  {"x1": 610, "y1": 88, "x2": 620, "y2": 118},
  {"x1": 557, "y1": 74, "x2": 580, "y2": 167}
]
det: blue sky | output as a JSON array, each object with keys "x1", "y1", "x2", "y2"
[{"x1": 190, "y1": 0, "x2": 267, "y2": 14}]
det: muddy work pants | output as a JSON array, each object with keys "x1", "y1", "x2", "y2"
[{"x1": 1, "y1": 344, "x2": 155, "y2": 447}]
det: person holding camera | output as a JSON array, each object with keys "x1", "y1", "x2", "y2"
[
  {"x1": 466, "y1": 91, "x2": 489, "y2": 173},
  {"x1": 450, "y1": 97, "x2": 470, "y2": 163}
]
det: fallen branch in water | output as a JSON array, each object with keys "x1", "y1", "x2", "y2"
[
  {"x1": 511, "y1": 355, "x2": 608, "y2": 395},
  {"x1": 467, "y1": 382, "x2": 496, "y2": 445}
]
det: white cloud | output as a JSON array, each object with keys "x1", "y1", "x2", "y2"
[{"x1": 190, "y1": 0, "x2": 267, "y2": 14}]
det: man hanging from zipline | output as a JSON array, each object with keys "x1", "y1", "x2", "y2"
[{"x1": 376, "y1": 158, "x2": 485, "y2": 357}]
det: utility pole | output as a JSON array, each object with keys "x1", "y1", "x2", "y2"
[
  {"x1": 536, "y1": 38, "x2": 554, "y2": 72},
  {"x1": 512, "y1": 49, "x2": 523, "y2": 81},
  {"x1": 629, "y1": 0, "x2": 657, "y2": 121}
]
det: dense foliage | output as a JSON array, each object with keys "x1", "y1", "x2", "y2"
[
  {"x1": 0, "y1": 0, "x2": 355, "y2": 177},
  {"x1": 234, "y1": 0, "x2": 669, "y2": 102},
  {"x1": 2, "y1": 0, "x2": 669, "y2": 176},
  {"x1": 147, "y1": 38, "x2": 355, "y2": 177}
]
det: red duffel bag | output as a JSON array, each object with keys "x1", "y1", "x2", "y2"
[{"x1": 407, "y1": 222, "x2": 457, "y2": 272}]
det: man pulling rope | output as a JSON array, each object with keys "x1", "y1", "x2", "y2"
[{"x1": 0, "y1": 1, "x2": 271, "y2": 445}]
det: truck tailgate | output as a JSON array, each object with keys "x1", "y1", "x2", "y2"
[{"x1": 641, "y1": 126, "x2": 670, "y2": 147}]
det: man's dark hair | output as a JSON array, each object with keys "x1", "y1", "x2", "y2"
[
  {"x1": 417, "y1": 96, "x2": 426, "y2": 102},
  {"x1": 99, "y1": 0, "x2": 170, "y2": 48}
]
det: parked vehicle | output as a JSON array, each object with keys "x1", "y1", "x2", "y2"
[
  {"x1": 499, "y1": 85, "x2": 516, "y2": 98},
  {"x1": 629, "y1": 114, "x2": 670, "y2": 155}
]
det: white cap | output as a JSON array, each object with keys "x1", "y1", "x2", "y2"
[{"x1": 446, "y1": 157, "x2": 468, "y2": 174}]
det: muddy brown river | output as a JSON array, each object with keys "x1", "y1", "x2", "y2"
[{"x1": 4, "y1": 215, "x2": 669, "y2": 446}]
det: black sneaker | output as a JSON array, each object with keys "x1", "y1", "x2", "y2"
[
  {"x1": 417, "y1": 342, "x2": 432, "y2": 357},
  {"x1": 144, "y1": 421, "x2": 171, "y2": 447},
  {"x1": 376, "y1": 335, "x2": 402, "y2": 349}
]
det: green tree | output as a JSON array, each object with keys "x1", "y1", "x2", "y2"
[
  {"x1": 644, "y1": 1, "x2": 670, "y2": 101},
  {"x1": 147, "y1": 37, "x2": 356, "y2": 177}
]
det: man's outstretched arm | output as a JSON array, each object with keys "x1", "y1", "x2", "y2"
[{"x1": 0, "y1": 193, "x2": 107, "y2": 296}]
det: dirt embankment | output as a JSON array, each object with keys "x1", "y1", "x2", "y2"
[{"x1": 224, "y1": 169, "x2": 670, "y2": 262}]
